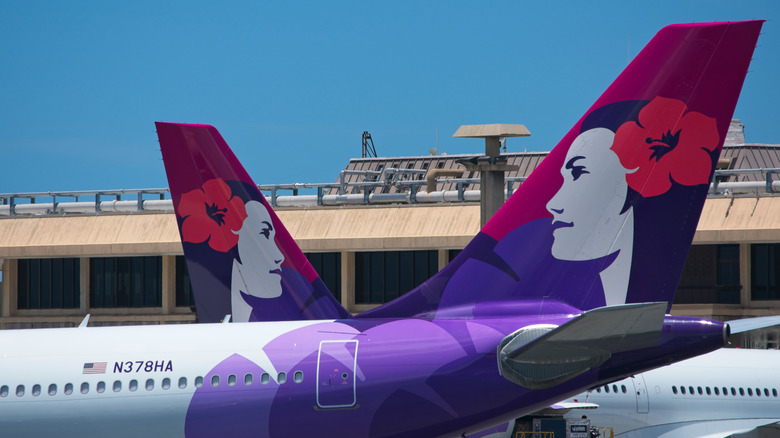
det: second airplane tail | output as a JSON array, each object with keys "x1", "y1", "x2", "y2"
[{"x1": 156, "y1": 122, "x2": 351, "y2": 323}]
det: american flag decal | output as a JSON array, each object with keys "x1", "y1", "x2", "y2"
[{"x1": 83, "y1": 362, "x2": 107, "y2": 374}]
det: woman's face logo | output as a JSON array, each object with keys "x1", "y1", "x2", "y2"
[
  {"x1": 546, "y1": 128, "x2": 631, "y2": 261},
  {"x1": 235, "y1": 200, "x2": 285, "y2": 298}
]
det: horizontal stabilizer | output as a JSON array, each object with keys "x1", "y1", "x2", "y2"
[
  {"x1": 498, "y1": 303, "x2": 666, "y2": 389},
  {"x1": 728, "y1": 315, "x2": 780, "y2": 334}
]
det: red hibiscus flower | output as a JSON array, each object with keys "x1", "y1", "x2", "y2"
[
  {"x1": 178, "y1": 178, "x2": 248, "y2": 252},
  {"x1": 611, "y1": 96, "x2": 719, "y2": 197}
]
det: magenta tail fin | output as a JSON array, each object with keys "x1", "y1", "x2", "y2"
[
  {"x1": 156, "y1": 122, "x2": 351, "y2": 323},
  {"x1": 359, "y1": 21, "x2": 763, "y2": 318}
]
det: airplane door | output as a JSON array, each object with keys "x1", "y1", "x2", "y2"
[
  {"x1": 631, "y1": 375, "x2": 649, "y2": 413},
  {"x1": 316, "y1": 340, "x2": 358, "y2": 409}
]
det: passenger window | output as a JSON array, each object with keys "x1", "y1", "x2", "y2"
[
  {"x1": 195, "y1": 376, "x2": 204, "y2": 388},
  {"x1": 731, "y1": 387, "x2": 736, "y2": 396},
  {"x1": 129, "y1": 380, "x2": 138, "y2": 392},
  {"x1": 739, "y1": 388, "x2": 745, "y2": 396},
  {"x1": 697, "y1": 386, "x2": 703, "y2": 395},
  {"x1": 178, "y1": 377, "x2": 187, "y2": 389},
  {"x1": 764, "y1": 388, "x2": 770, "y2": 397},
  {"x1": 714, "y1": 387, "x2": 719, "y2": 396},
  {"x1": 605, "y1": 385, "x2": 610, "y2": 393},
  {"x1": 757, "y1": 388, "x2": 762, "y2": 397},
  {"x1": 145, "y1": 379, "x2": 154, "y2": 391},
  {"x1": 748, "y1": 388, "x2": 753, "y2": 396},
  {"x1": 774, "y1": 388, "x2": 778, "y2": 397},
  {"x1": 162, "y1": 378, "x2": 171, "y2": 390},
  {"x1": 97, "y1": 382, "x2": 106, "y2": 393},
  {"x1": 612, "y1": 385, "x2": 618, "y2": 393},
  {"x1": 228, "y1": 374, "x2": 237, "y2": 386},
  {"x1": 16, "y1": 385, "x2": 24, "y2": 397},
  {"x1": 595, "y1": 387, "x2": 601, "y2": 393},
  {"x1": 294, "y1": 371, "x2": 304, "y2": 383},
  {"x1": 64, "y1": 383, "x2": 73, "y2": 395},
  {"x1": 113, "y1": 381, "x2": 122, "y2": 392},
  {"x1": 705, "y1": 387, "x2": 711, "y2": 395},
  {"x1": 211, "y1": 375, "x2": 220, "y2": 387},
  {"x1": 80, "y1": 382, "x2": 89, "y2": 394},
  {"x1": 278, "y1": 372, "x2": 287, "y2": 384},
  {"x1": 261, "y1": 373, "x2": 270, "y2": 384},
  {"x1": 0, "y1": 385, "x2": 8, "y2": 397},
  {"x1": 672, "y1": 386, "x2": 678, "y2": 394},
  {"x1": 681, "y1": 386, "x2": 686, "y2": 395},
  {"x1": 48, "y1": 384, "x2": 57, "y2": 396},
  {"x1": 688, "y1": 386, "x2": 694, "y2": 395},
  {"x1": 620, "y1": 384, "x2": 626, "y2": 394},
  {"x1": 32, "y1": 384, "x2": 41, "y2": 397},
  {"x1": 244, "y1": 374, "x2": 253, "y2": 385}
]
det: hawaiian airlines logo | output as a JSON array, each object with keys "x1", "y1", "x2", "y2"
[
  {"x1": 177, "y1": 178, "x2": 287, "y2": 322},
  {"x1": 611, "y1": 96, "x2": 719, "y2": 197},
  {"x1": 178, "y1": 178, "x2": 247, "y2": 252},
  {"x1": 544, "y1": 97, "x2": 719, "y2": 306}
]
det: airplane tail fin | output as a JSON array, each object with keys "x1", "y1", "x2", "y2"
[
  {"x1": 359, "y1": 21, "x2": 763, "y2": 318},
  {"x1": 156, "y1": 122, "x2": 351, "y2": 323}
]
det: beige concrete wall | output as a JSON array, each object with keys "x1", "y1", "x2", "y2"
[{"x1": 0, "y1": 204, "x2": 481, "y2": 257}]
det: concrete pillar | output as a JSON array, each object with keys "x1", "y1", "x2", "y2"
[
  {"x1": 740, "y1": 243, "x2": 752, "y2": 306},
  {"x1": 453, "y1": 124, "x2": 530, "y2": 227},
  {"x1": 80, "y1": 257, "x2": 90, "y2": 315},
  {"x1": 341, "y1": 251, "x2": 355, "y2": 313},
  {"x1": 481, "y1": 136, "x2": 506, "y2": 227},
  {"x1": 438, "y1": 249, "x2": 449, "y2": 271},
  {"x1": 161, "y1": 255, "x2": 177, "y2": 314},
  {"x1": 1, "y1": 259, "x2": 17, "y2": 318}
]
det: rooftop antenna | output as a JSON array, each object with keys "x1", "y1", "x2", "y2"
[{"x1": 362, "y1": 131, "x2": 377, "y2": 158}]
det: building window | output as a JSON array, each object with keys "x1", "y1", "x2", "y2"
[
  {"x1": 305, "y1": 252, "x2": 341, "y2": 301},
  {"x1": 90, "y1": 257, "x2": 162, "y2": 308},
  {"x1": 355, "y1": 250, "x2": 438, "y2": 304},
  {"x1": 175, "y1": 256, "x2": 195, "y2": 308},
  {"x1": 752, "y1": 243, "x2": 780, "y2": 300},
  {"x1": 675, "y1": 244, "x2": 740, "y2": 304},
  {"x1": 17, "y1": 258, "x2": 80, "y2": 309}
]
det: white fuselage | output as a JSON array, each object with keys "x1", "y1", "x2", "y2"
[
  {"x1": 0, "y1": 320, "x2": 323, "y2": 437},
  {"x1": 564, "y1": 348, "x2": 780, "y2": 437}
]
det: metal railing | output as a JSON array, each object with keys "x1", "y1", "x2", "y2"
[
  {"x1": 1, "y1": 168, "x2": 778, "y2": 217},
  {"x1": 710, "y1": 168, "x2": 780, "y2": 195}
]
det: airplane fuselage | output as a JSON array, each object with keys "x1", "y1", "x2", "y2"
[
  {"x1": 0, "y1": 313, "x2": 725, "y2": 438},
  {"x1": 564, "y1": 349, "x2": 780, "y2": 437}
]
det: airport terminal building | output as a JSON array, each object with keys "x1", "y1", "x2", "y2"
[{"x1": 1, "y1": 121, "x2": 779, "y2": 348}]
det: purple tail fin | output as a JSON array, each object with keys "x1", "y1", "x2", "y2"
[
  {"x1": 156, "y1": 122, "x2": 351, "y2": 323},
  {"x1": 359, "y1": 21, "x2": 763, "y2": 318}
]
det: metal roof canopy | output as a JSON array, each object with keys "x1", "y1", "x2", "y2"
[{"x1": 452, "y1": 124, "x2": 531, "y2": 139}]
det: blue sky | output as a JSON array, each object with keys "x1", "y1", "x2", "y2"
[{"x1": 1, "y1": 1, "x2": 778, "y2": 193}]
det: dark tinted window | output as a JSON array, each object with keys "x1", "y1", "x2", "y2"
[
  {"x1": 355, "y1": 251, "x2": 438, "y2": 304},
  {"x1": 18, "y1": 258, "x2": 80, "y2": 309},
  {"x1": 90, "y1": 257, "x2": 161, "y2": 308}
]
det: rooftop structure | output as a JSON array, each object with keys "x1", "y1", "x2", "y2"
[{"x1": 1, "y1": 127, "x2": 779, "y2": 348}]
